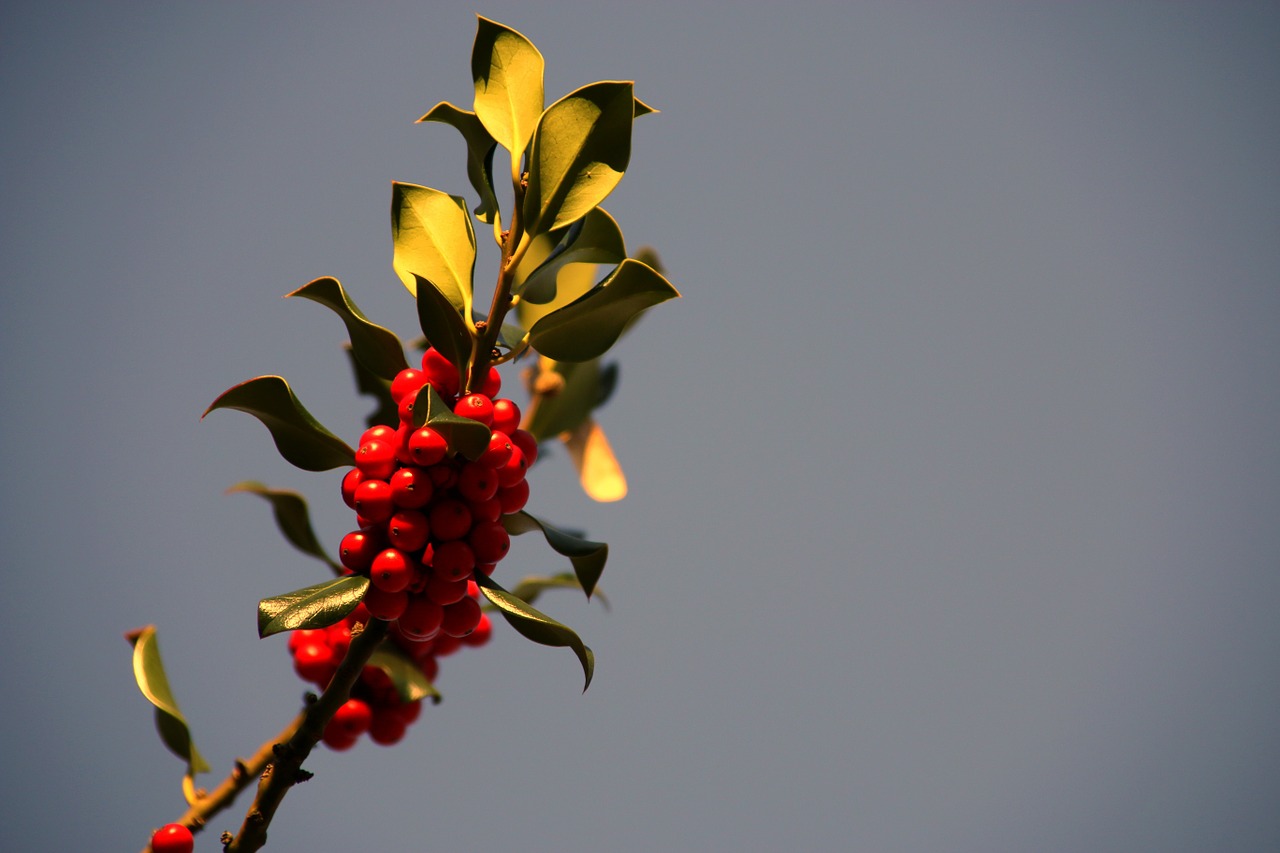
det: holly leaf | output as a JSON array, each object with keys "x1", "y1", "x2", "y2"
[
  {"x1": 507, "y1": 573, "x2": 610, "y2": 611},
  {"x1": 417, "y1": 101, "x2": 501, "y2": 223},
  {"x1": 524, "y1": 81, "x2": 635, "y2": 236},
  {"x1": 471, "y1": 16, "x2": 544, "y2": 160},
  {"x1": 472, "y1": 571, "x2": 594, "y2": 691},
  {"x1": 227, "y1": 482, "x2": 341, "y2": 574},
  {"x1": 343, "y1": 343, "x2": 399, "y2": 429},
  {"x1": 367, "y1": 644, "x2": 442, "y2": 705},
  {"x1": 391, "y1": 181, "x2": 476, "y2": 320},
  {"x1": 410, "y1": 384, "x2": 491, "y2": 460},
  {"x1": 515, "y1": 208, "x2": 627, "y2": 306},
  {"x1": 257, "y1": 576, "x2": 369, "y2": 638},
  {"x1": 285, "y1": 276, "x2": 409, "y2": 382},
  {"x1": 413, "y1": 272, "x2": 472, "y2": 391},
  {"x1": 203, "y1": 376, "x2": 355, "y2": 471},
  {"x1": 126, "y1": 625, "x2": 210, "y2": 776},
  {"x1": 564, "y1": 418, "x2": 627, "y2": 503},
  {"x1": 523, "y1": 358, "x2": 606, "y2": 442},
  {"x1": 526, "y1": 259, "x2": 680, "y2": 362},
  {"x1": 501, "y1": 510, "x2": 608, "y2": 598}
]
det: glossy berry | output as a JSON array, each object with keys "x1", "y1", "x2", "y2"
[
  {"x1": 510, "y1": 428, "x2": 538, "y2": 465},
  {"x1": 328, "y1": 697, "x2": 373, "y2": 738},
  {"x1": 150, "y1": 823, "x2": 195, "y2": 853},
  {"x1": 353, "y1": 479, "x2": 394, "y2": 523},
  {"x1": 457, "y1": 462, "x2": 500, "y2": 503},
  {"x1": 363, "y1": 585, "x2": 409, "y2": 621},
  {"x1": 389, "y1": 465, "x2": 433, "y2": 509},
  {"x1": 477, "y1": 431, "x2": 514, "y2": 468},
  {"x1": 339, "y1": 529, "x2": 382, "y2": 573},
  {"x1": 390, "y1": 368, "x2": 428, "y2": 403},
  {"x1": 370, "y1": 548, "x2": 413, "y2": 593},
  {"x1": 491, "y1": 398, "x2": 521, "y2": 435},
  {"x1": 480, "y1": 365, "x2": 502, "y2": 397},
  {"x1": 386, "y1": 509, "x2": 430, "y2": 552},
  {"x1": 408, "y1": 426, "x2": 447, "y2": 466},
  {"x1": 469, "y1": 521, "x2": 510, "y2": 564},
  {"x1": 432, "y1": 539, "x2": 476, "y2": 583},
  {"x1": 497, "y1": 478, "x2": 529, "y2": 514},
  {"x1": 293, "y1": 641, "x2": 337, "y2": 685},
  {"x1": 355, "y1": 438, "x2": 398, "y2": 480},
  {"x1": 496, "y1": 444, "x2": 528, "y2": 488},
  {"x1": 341, "y1": 468, "x2": 364, "y2": 510},
  {"x1": 420, "y1": 348, "x2": 459, "y2": 397},
  {"x1": 454, "y1": 393, "x2": 494, "y2": 427}
]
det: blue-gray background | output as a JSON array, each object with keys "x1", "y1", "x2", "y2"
[{"x1": 2, "y1": 2, "x2": 1277, "y2": 851}]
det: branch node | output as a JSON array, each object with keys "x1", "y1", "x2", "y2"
[{"x1": 295, "y1": 768, "x2": 314, "y2": 784}]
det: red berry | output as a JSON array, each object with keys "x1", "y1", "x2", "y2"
[
  {"x1": 150, "y1": 823, "x2": 194, "y2": 853},
  {"x1": 496, "y1": 444, "x2": 527, "y2": 487},
  {"x1": 480, "y1": 365, "x2": 502, "y2": 397},
  {"x1": 432, "y1": 539, "x2": 476, "y2": 582},
  {"x1": 491, "y1": 398, "x2": 521, "y2": 435},
  {"x1": 390, "y1": 368, "x2": 428, "y2": 403},
  {"x1": 339, "y1": 529, "x2": 382, "y2": 573},
  {"x1": 329, "y1": 697, "x2": 373, "y2": 737},
  {"x1": 432, "y1": 633, "x2": 462, "y2": 657},
  {"x1": 423, "y1": 572, "x2": 469, "y2": 606},
  {"x1": 355, "y1": 438, "x2": 398, "y2": 480},
  {"x1": 454, "y1": 393, "x2": 494, "y2": 427},
  {"x1": 421, "y1": 348, "x2": 460, "y2": 397},
  {"x1": 441, "y1": 595, "x2": 482, "y2": 637},
  {"x1": 396, "y1": 698, "x2": 424, "y2": 723},
  {"x1": 497, "y1": 478, "x2": 530, "y2": 514},
  {"x1": 293, "y1": 641, "x2": 337, "y2": 686},
  {"x1": 469, "y1": 521, "x2": 510, "y2": 564},
  {"x1": 389, "y1": 466, "x2": 433, "y2": 509},
  {"x1": 370, "y1": 548, "x2": 413, "y2": 593},
  {"x1": 398, "y1": 594, "x2": 443, "y2": 640},
  {"x1": 341, "y1": 467, "x2": 364, "y2": 510},
  {"x1": 397, "y1": 390, "x2": 420, "y2": 425},
  {"x1": 359, "y1": 424, "x2": 398, "y2": 445},
  {"x1": 427, "y1": 463, "x2": 458, "y2": 489},
  {"x1": 353, "y1": 479, "x2": 394, "y2": 523},
  {"x1": 477, "y1": 431, "x2": 514, "y2": 468},
  {"x1": 511, "y1": 428, "x2": 538, "y2": 465},
  {"x1": 369, "y1": 709, "x2": 408, "y2": 745},
  {"x1": 363, "y1": 585, "x2": 409, "y2": 621},
  {"x1": 408, "y1": 426, "x2": 447, "y2": 466},
  {"x1": 326, "y1": 621, "x2": 352, "y2": 658},
  {"x1": 462, "y1": 612, "x2": 493, "y2": 647},
  {"x1": 386, "y1": 509, "x2": 430, "y2": 553},
  {"x1": 428, "y1": 498, "x2": 472, "y2": 541},
  {"x1": 468, "y1": 495, "x2": 502, "y2": 524},
  {"x1": 457, "y1": 462, "x2": 500, "y2": 503},
  {"x1": 322, "y1": 729, "x2": 359, "y2": 751},
  {"x1": 288, "y1": 627, "x2": 327, "y2": 653}
]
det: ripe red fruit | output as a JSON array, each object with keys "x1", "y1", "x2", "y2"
[
  {"x1": 496, "y1": 444, "x2": 528, "y2": 487},
  {"x1": 421, "y1": 348, "x2": 460, "y2": 397},
  {"x1": 480, "y1": 365, "x2": 502, "y2": 397},
  {"x1": 477, "y1": 431, "x2": 513, "y2": 468},
  {"x1": 389, "y1": 465, "x2": 433, "y2": 509},
  {"x1": 510, "y1": 428, "x2": 538, "y2": 465},
  {"x1": 355, "y1": 438, "x2": 398, "y2": 480},
  {"x1": 386, "y1": 509, "x2": 430, "y2": 553},
  {"x1": 428, "y1": 498, "x2": 472, "y2": 541},
  {"x1": 368, "y1": 708, "x2": 408, "y2": 745},
  {"x1": 441, "y1": 595, "x2": 482, "y2": 637},
  {"x1": 363, "y1": 585, "x2": 409, "y2": 621},
  {"x1": 462, "y1": 612, "x2": 494, "y2": 647},
  {"x1": 398, "y1": 595, "x2": 443, "y2": 640},
  {"x1": 353, "y1": 479, "x2": 394, "y2": 523},
  {"x1": 468, "y1": 495, "x2": 502, "y2": 524},
  {"x1": 454, "y1": 393, "x2": 494, "y2": 427},
  {"x1": 469, "y1": 521, "x2": 510, "y2": 564},
  {"x1": 328, "y1": 697, "x2": 373, "y2": 738},
  {"x1": 497, "y1": 478, "x2": 530, "y2": 514},
  {"x1": 491, "y1": 398, "x2": 521, "y2": 435},
  {"x1": 339, "y1": 529, "x2": 382, "y2": 573},
  {"x1": 423, "y1": 572, "x2": 468, "y2": 605},
  {"x1": 293, "y1": 641, "x2": 337, "y2": 686},
  {"x1": 432, "y1": 539, "x2": 476, "y2": 582},
  {"x1": 390, "y1": 368, "x2": 428, "y2": 403},
  {"x1": 341, "y1": 467, "x2": 364, "y2": 510},
  {"x1": 370, "y1": 548, "x2": 413, "y2": 593},
  {"x1": 408, "y1": 426, "x2": 447, "y2": 466},
  {"x1": 457, "y1": 462, "x2": 500, "y2": 503},
  {"x1": 150, "y1": 823, "x2": 195, "y2": 853}
]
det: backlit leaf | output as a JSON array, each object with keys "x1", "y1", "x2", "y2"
[
  {"x1": 127, "y1": 625, "x2": 210, "y2": 776},
  {"x1": 524, "y1": 81, "x2": 635, "y2": 235},
  {"x1": 564, "y1": 418, "x2": 627, "y2": 502},
  {"x1": 227, "y1": 482, "x2": 341, "y2": 573},
  {"x1": 418, "y1": 102, "x2": 501, "y2": 223},
  {"x1": 471, "y1": 16, "x2": 544, "y2": 160},
  {"x1": 515, "y1": 208, "x2": 626, "y2": 306},
  {"x1": 501, "y1": 510, "x2": 608, "y2": 598},
  {"x1": 507, "y1": 573, "x2": 610, "y2": 611},
  {"x1": 203, "y1": 376, "x2": 354, "y2": 471},
  {"x1": 286, "y1": 276, "x2": 408, "y2": 382},
  {"x1": 523, "y1": 358, "x2": 604, "y2": 441},
  {"x1": 527, "y1": 259, "x2": 680, "y2": 362},
  {"x1": 391, "y1": 182, "x2": 476, "y2": 319},
  {"x1": 367, "y1": 644, "x2": 441, "y2": 705},
  {"x1": 257, "y1": 576, "x2": 369, "y2": 638},
  {"x1": 473, "y1": 571, "x2": 594, "y2": 691}
]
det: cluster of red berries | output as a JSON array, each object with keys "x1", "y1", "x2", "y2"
[{"x1": 288, "y1": 347, "x2": 536, "y2": 749}]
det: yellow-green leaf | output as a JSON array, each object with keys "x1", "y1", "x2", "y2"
[
  {"x1": 391, "y1": 182, "x2": 476, "y2": 320},
  {"x1": 257, "y1": 576, "x2": 369, "y2": 638},
  {"x1": 127, "y1": 626, "x2": 210, "y2": 776},
  {"x1": 514, "y1": 208, "x2": 627, "y2": 306},
  {"x1": 471, "y1": 16, "x2": 544, "y2": 160},
  {"x1": 203, "y1": 376, "x2": 355, "y2": 472},
  {"x1": 564, "y1": 418, "x2": 627, "y2": 503}
]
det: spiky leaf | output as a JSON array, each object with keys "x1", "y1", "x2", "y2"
[
  {"x1": 286, "y1": 276, "x2": 408, "y2": 381},
  {"x1": 203, "y1": 376, "x2": 354, "y2": 471},
  {"x1": 417, "y1": 102, "x2": 501, "y2": 223},
  {"x1": 127, "y1": 625, "x2": 210, "y2": 776},
  {"x1": 473, "y1": 571, "x2": 594, "y2": 691},
  {"x1": 501, "y1": 510, "x2": 608, "y2": 598},
  {"x1": 471, "y1": 16, "x2": 544, "y2": 159},
  {"x1": 257, "y1": 576, "x2": 369, "y2": 638},
  {"x1": 227, "y1": 482, "x2": 341, "y2": 573},
  {"x1": 391, "y1": 182, "x2": 476, "y2": 319}
]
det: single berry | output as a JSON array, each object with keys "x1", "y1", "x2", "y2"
[
  {"x1": 480, "y1": 365, "x2": 502, "y2": 397},
  {"x1": 408, "y1": 426, "x2": 448, "y2": 467},
  {"x1": 454, "y1": 393, "x2": 494, "y2": 427},
  {"x1": 432, "y1": 539, "x2": 476, "y2": 583},
  {"x1": 341, "y1": 467, "x2": 364, "y2": 510},
  {"x1": 441, "y1": 595, "x2": 483, "y2": 637},
  {"x1": 477, "y1": 431, "x2": 514, "y2": 468},
  {"x1": 353, "y1": 479, "x2": 394, "y2": 523},
  {"x1": 457, "y1": 462, "x2": 500, "y2": 503},
  {"x1": 368, "y1": 708, "x2": 408, "y2": 745},
  {"x1": 491, "y1": 398, "x2": 521, "y2": 435},
  {"x1": 497, "y1": 478, "x2": 530, "y2": 514},
  {"x1": 339, "y1": 529, "x2": 382, "y2": 573},
  {"x1": 390, "y1": 368, "x2": 428, "y2": 403},
  {"x1": 389, "y1": 466, "x2": 433, "y2": 509},
  {"x1": 398, "y1": 594, "x2": 444, "y2": 640},
  {"x1": 421, "y1": 348, "x2": 460, "y2": 397},
  {"x1": 363, "y1": 585, "x2": 409, "y2": 621},
  {"x1": 355, "y1": 438, "x2": 398, "y2": 480},
  {"x1": 293, "y1": 641, "x2": 337, "y2": 686},
  {"x1": 496, "y1": 444, "x2": 528, "y2": 488},
  {"x1": 328, "y1": 697, "x2": 373, "y2": 738},
  {"x1": 468, "y1": 521, "x2": 510, "y2": 564},
  {"x1": 370, "y1": 548, "x2": 413, "y2": 593},
  {"x1": 386, "y1": 509, "x2": 430, "y2": 553},
  {"x1": 359, "y1": 424, "x2": 398, "y2": 445},
  {"x1": 511, "y1": 428, "x2": 539, "y2": 465},
  {"x1": 468, "y1": 495, "x2": 502, "y2": 524},
  {"x1": 428, "y1": 499, "x2": 472, "y2": 541},
  {"x1": 150, "y1": 823, "x2": 195, "y2": 853}
]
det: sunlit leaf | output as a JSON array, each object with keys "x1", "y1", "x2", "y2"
[
  {"x1": 515, "y1": 208, "x2": 627, "y2": 306},
  {"x1": 501, "y1": 510, "x2": 608, "y2": 598},
  {"x1": 367, "y1": 644, "x2": 442, "y2": 705},
  {"x1": 524, "y1": 81, "x2": 635, "y2": 235},
  {"x1": 633, "y1": 95, "x2": 658, "y2": 117},
  {"x1": 418, "y1": 102, "x2": 501, "y2": 223},
  {"x1": 227, "y1": 482, "x2": 341, "y2": 573},
  {"x1": 127, "y1": 625, "x2": 210, "y2": 776},
  {"x1": 527, "y1": 259, "x2": 680, "y2": 362},
  {"x1": 257, "y1": 576, "x2": 369, "y2": 638},
  {"x1": 391, "y1": 182, "x2": 476, "y2": 320},
  {"x1": 471, "y1": 16, "x2": 544, "y2": 160},
  {"x1": 203, "y1": 376, "x2": 355, "y2": 471},
  {"x1": 564, "y1": 419, "x2": 627, "y2": 502},
  {"x1": 411, "y1": 384, "x2": 491, "y2": 460},
  {"x1": 285, "y1": 276, "x2": 408, "y2": 381},
  {"x1": 472, "y1": 571, "x2": 594, "y2": 691}
]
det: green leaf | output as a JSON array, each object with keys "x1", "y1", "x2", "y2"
[
  {"x1": 501, "y1": 510, "x2": 608, "y2": 599},
  {"x1": 633, "y1": 95, "x2": 658, "y2": 118},
  {"x1": 411, "y1": 384, "x2": 491, "y2": 460},
  {"x1": 343, "y1": 343, "x2": 399, "y2": 429},
  {"x1": 515, "y1": 208, "x2": 627, "y2": 306},
  {"x1": 473, "y1": 571, "x2": 594, "y2": 691},
  {"x1": 203, "y1": 376, "x2": 355, "y2": 471},
  {"x1": 524, "y1": 358, "x2": 605, "y2": 441},
  {"x1": 286, "y1": 276, "x2": 409, "y2": 382},
  {"x1": 507, "y1": 573, "x2": 610, "y2": 611},
  {"x1": 257, "y1": 575, "x2": 370, "y2": 638},
  {"x1": 526, "y1": 259, "x2": 680, "y2": 362},
  {"x1": 417, "y1": 102, "x2": 501, "y2": 223},
  {"x1": 367, "y1": 643, "x2": 442, "y2": 705},
  {"x1": 391, "y1": 182, "x2": 476, "y2": 320},
  {"x1": 524, "y1": 81, "x2": 635, "y2": 235},
  {"x1": 227, "y1": 482, "x2": 341, "y2": 574},
  {"x1": 471, "y1": 16, "x2": 544, "y2": 159},
  {"x1": 127, "y1": 625, "x2": 210, "y2": 776},
  {"x1": 412, "y1": 272, "x2": 472, "y2": 390}
]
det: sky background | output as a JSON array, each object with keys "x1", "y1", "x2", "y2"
[{"x1": 2, "y1": 2, "x2": 1278, "y2": 851}]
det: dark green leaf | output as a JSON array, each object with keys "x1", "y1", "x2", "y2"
[
  {"x1": 227, "y1": 482, "x2": 341, "y2": 574},
  {"x1": 524, "y1": 359, "x2": 605, "y2": 441},
  {"x1": 413, "y1": 272, "x2": 472, "y2": 390},
  {"x1": 634, "y1": 95, "x2": 658, "y2": 117},
  {"x1": 127, "y1": 625, "x2": 210, "y2": 776},
  {"x1": 418, "y1": 102, "x2": 501, "y2": 223},
  {"x1": 286, "y1": 276, "x2": 408, "y2": 382},
  {"x1": 257, "y1": 576, "x2": 370, "y2": 638},
  {"x1": 515, "y1": 208, "x2": 627, "y2": 307},
  {"x1": 524, "y1": 81, "x2": 635, "y2": 235},
  {"x1": 411, "y1": 384, "x2": 491, "y2": 460},
  {"x1": 343, "y1": 344, "x2": 399, "y2": 429},
  {"x1": 391, "y1": 182, "x2": 476, "y2": 319},
  {"x1": 367, "y1": 643, "x2": 442, "y2": 705},
  {"x1": 473, "y1": 571, "x2": 594, "y2": 691},
  {"x1": 501, "y1": 510, "x2": 608, "y2": 599},
  {"x1": 526, "y1": 259, "x2": 680, "y2": 362},
  {"x1": 471, "y1": 16, "x2": 544, "y2": 160},
  {"x1": 203, "y1": 376, "x2": 355, "y2": 471},
  {"x1": 507, "y1": 573, "x2": 610, "y2": 611}
]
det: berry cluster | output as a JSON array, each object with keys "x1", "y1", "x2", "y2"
[{"x1": 290, "y1": 347, "x2": 534, "y2": 748}]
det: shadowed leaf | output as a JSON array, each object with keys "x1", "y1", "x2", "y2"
[
  {"x1": 413, "y1": 272, "x2": 472, "y2": 389},
  {"x1": 515, "y1": 208, "x2": 627, "y2": 306},
  {"x1": 286, "y1": 276, "x2": 408, "y2": 382},
  {"x1": 418, "y1": 102, "x2": 501, "y2": 223},
  {"x1": 473, "y1": 571, "x2": 594, "y2": 691},
  {"x1": 227, "y1": 482, "x2": 341, "y2": 573},
  {"x1": 368, "y1": 644, "x2": 442, "y2": 705},
  {"x1": 501, "y1": 510, "x2": 608, "y2": 598},
  {"x1": 411, "y1": 384, "x2": 491, "y2": 460},
  {"x1": 203, "y1": 376, "x2": 354, "y2": 471},
  {"x1": 127, "y1": 625, "x2": 210, "y2": 776},
  {"x1": 507, "y1": 573, "x2": 610, "y2": 611},
  {"x1": 258, "y1": 576, "x2": 369, "y2": 638}
]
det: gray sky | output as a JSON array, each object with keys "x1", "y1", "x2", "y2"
[{"x1": 2, "y1": 2, "x2": 1278, "y2": 851}]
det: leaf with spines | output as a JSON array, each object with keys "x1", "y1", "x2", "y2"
[
  {"x1": 286, "y1": 276, "x2": 408, "y2": 382},
  {"x1": 501, "y1": 510, "x2": 608, "y2": 599},
  {"x1": 472, "y1": 570, "x2": 595, "y2": 690},
  {"x1": 127, "y1": 625, "x2": 211, "y2": 776},
  {"x1": 471, "y1": 16, "x2": 544, "y2": 161},
  {"x1": 203, "y1": 376, "x2": 355, "y2": 471},
  {"x1": 410, "y1": 384, "x2": 491, "y2": 460},
  {"x1": 391, "y1": 182, "x2": 476, "y2": 320},
  {"x1": 526, "y1": 259, "x2": 680, "y2": 362},
  {"x1": 257, "y1": 576, "x2": 370, "y2": 638},
  {"x1": 227, "y1": 482, "x2": 341, "y2": 574},
  {"x1": 524, "y1": 80, "x2": 635, "y2": 236},
  {"x1": 367, "y1": 644, "x2": 442, "y2": 705},
  {"x1": 417, "y1": 102, "x2": 501, "y2": 223}
]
